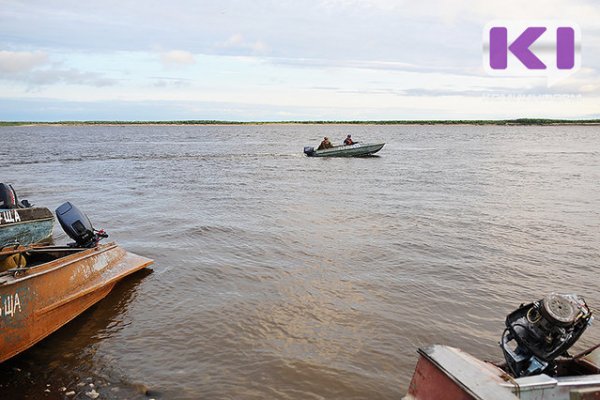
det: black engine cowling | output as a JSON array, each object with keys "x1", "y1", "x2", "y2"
[
  {"x1": 0, "y1": 183, "x2": 18, "y2": 209},
  {"x1": 56, "y1": 202, "x2": 107, "y2": 247},
  {"x1": 501, "y1": 293, "x2": 592, "y2": 377},
  {"x1": 0, "y1": 183, "x2": 33, "y2": 208}
]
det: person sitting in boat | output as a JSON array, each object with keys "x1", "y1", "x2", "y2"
[
  {"x1": 343, "y1": 134, "x2": 355, "y2": 145},
  {"x1": 317, "y1": 137, "x2": 333, "y2": 150}
]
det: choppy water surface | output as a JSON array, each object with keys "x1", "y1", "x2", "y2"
[{"x1": 0, "y1": 124, "x2": 598, "y2": 399}]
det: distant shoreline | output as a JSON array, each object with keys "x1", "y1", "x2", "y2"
[{"x1": 1, "y1": 119, "x2": 600, "y2": 127}]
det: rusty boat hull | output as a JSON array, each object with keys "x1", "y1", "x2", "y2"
[{"x1": 0, "y1": 242, "x2": 153, "y2": 363}]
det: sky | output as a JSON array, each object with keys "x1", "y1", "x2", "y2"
[{"x1": 1, "y1": 0, "x2": 599, "y2": 121}]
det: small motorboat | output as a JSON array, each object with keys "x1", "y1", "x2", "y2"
[
  {"x1": 404, "y1": 293, "x2": 600, "y2": 400},
  {"x1": 303, "y1": 142, "x2": 385, "y2": 157},
  {"x1": 0, "y1": 202, "x2": 153, "y2": 363},
  {"x1": 0, "y1": 183, "x2": 54, "y2": 248}
]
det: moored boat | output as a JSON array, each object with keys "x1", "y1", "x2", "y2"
[
  {"x1": 0, "y1": 202, "x2": 153, "y2": 363},
  {"x1": 404, "y1": 293, "x2": 600, "y2": 400},
  {"x1": 0, "y1": 183, "x2": 54, "y2": 248},
  {"x1": 303, "y1": 142, "x2": 385, "y2": 157},
  {"x1": 404, "y1": 343, "x2": 600, "y2": 400}
]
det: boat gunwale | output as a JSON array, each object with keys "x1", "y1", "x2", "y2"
[
  {"x1": 0, "y1": 216, "x2": 54, "y2": 228},
  {"x1": 414, "y1": 345, "x2": 520, "y2": 400},
  {"x1": 0, "y1": 242, "x2": 120, "y2": 286},
  {"x1": 317, "y1": 142, "x2": 385, "y2": 152},
  {"x1": 308, "y1": 142, "x2": 385, "y2": 157},
  {"x1": 35, "y1": 252, "x2": 153, "y2": 315}
]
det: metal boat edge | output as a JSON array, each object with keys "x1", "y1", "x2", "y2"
[
  {"x1": 404, "y1": 294, "x2": 600, "y2": 400},
  {"x1": 0, "y1": 242, "x2": 153, "y2": 362}
]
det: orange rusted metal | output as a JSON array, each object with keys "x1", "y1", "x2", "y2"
[{"x1": 0, "y1": 242, "x2": 152, "y2": 362}]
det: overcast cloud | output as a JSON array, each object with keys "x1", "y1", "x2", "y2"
[{"x1": 0, "y1": 0, "x2": 598, "y2": 120}]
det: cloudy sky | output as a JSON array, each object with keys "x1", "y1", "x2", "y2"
[{"x1": 1, "y1": 0, "x2": 599, "y2": 121}]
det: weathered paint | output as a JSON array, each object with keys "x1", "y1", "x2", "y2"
[
  {"x1": 404, "y1": 345, "x2": 600, "y2": 400},
  {"x1": 0, "y1": 207, "x2": 54, "y2": 247},
  {"x1": 0, "y1": 242, "x2": 152, "y2": 362},
  {"x1": 0, "y1": 210, "x2": 21, "y2": 224},
  {"x1": 1, "y1": 292, "x2": 22, "y2": 317},
  {"x1": 0, "y1": 219, "x2": 54, "y2": 248},
  {"x1": 403, "y1": 346, "x2": 518, "y2": 400},
  {"x1": 405, "y1": 355, "x2": 478, "y2": 400}
]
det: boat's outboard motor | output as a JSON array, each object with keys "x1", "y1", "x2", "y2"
[
  {"x1": 304, "y1": 146, "x2": 315, "y2": 156},
  {"x1": 55, "y1": 202, "x2": 108, "y2": 247},
  {"x1": 0, "y1": 183, "x2": 32, "y2": 208},
  {"x1": 0, "y1": 183, "x2": 18, "y2": 209},
  {"x1": 500, "y1": 293, "x2": 592, "y2": 377}
]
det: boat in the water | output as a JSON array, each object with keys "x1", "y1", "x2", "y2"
[
  {"x1": 0, "y1": 202, "x2": 153, "y2": 363},
  {"x1": 303, "y1": 142, "x2": 385, "y2": 157},
  {"x1": 404, "y1": 293, "x2": 600, "y2": 400},
  {"x1": 0, "y1": 183, "x2": 54, "y2": 248}
]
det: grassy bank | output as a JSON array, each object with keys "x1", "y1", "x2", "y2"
[{"x1": 1, "y1": 119, "x2": 600, "y2": 126}]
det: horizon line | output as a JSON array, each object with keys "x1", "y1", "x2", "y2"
[{"x1": 2, "y1": 118, "x2": 600, "y2": 126}]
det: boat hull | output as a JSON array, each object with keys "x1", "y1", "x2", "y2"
[
  {"x1": 0, "y1": 243, "x2": 152, "y2": 362},
  {"x1": 305, "y1": 142, "x2": 385, "y2": 157},
  {"x1": 404, "y1": 345, "x2": 600, "y2": 400},
  {"x1": 0, "y1": 207, "x2": 54, "y2": 247},
  {"x1": 404, "y1": 346, "x2": 519, "y2": 400}
]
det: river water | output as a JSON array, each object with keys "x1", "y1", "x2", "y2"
[{"x1": 0, "y1": 124, "x2": 598, "y2": 399}]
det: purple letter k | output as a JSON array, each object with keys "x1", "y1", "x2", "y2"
[{"x1": 490, "y1": 27, "x2": 547, "y2": 70}]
